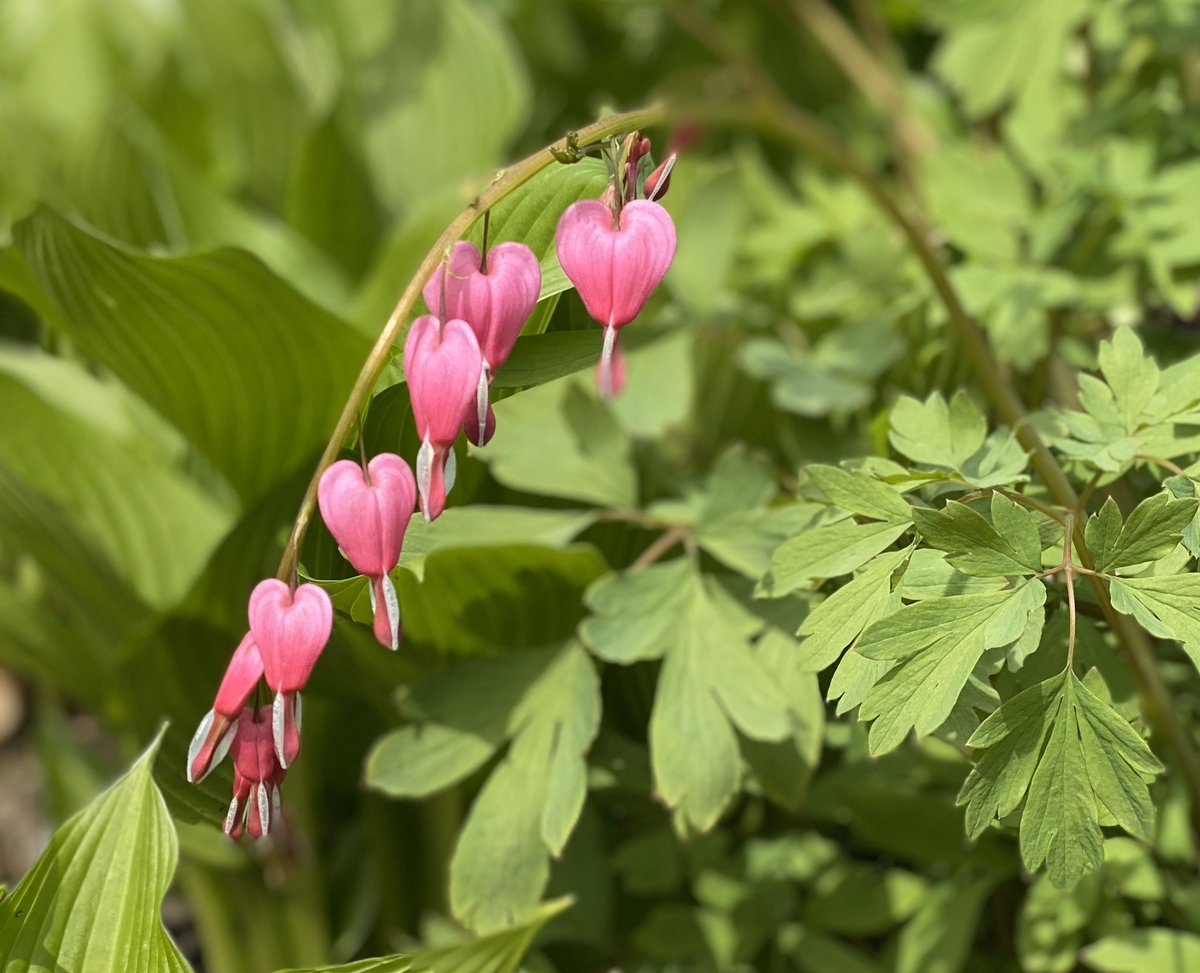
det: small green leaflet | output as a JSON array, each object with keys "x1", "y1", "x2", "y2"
[
  {"x1": 1086, "y1": 493, "x2": 1197, "y2": 572},
  {"x1": 1045, "y1": 328, "x2": 1200, "y2": 473},
  {"x1": 857, "y1": 580, "x2": 1046, "y2": 754},
  {"x1": 1109, "y1": 574, "x2": 1200, "y2": 671},
  {"x1": 581, "y1": 559, "x2": 794, "y2": 831},
  {"x1": 1081, "y1": 929, "x2": 1200, "y2": 973},
  {"x1": 795, "y1": 549, "x2": 909, "y2": 671},
  {"x1": 365, "y1": 642, "x2": 600, "y2": 933},
  {"x1": 807, "y1": 465, "x2": 913, "y2": 522},
  {"x1": 959, "y1": 670, "x2": 1162, "y2": 888},
  {"x1": 911, "y1": 493, "x2": 1043, "y2": 577},
  {"x1": 888, "y1": 391, "x2": 1030, "y2": 488}
]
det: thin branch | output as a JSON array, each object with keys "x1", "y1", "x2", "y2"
[
  {"x1": 1138, "y1": 454, "x2": 1189, "y2": 478},
  {"x1": 785, "y1": 0, "x2": 932, "y2": 201},
  {"x1": 633, "y1": 525, "x2": 691, "y2": 571}
]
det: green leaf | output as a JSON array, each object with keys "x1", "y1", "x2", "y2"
[
  {"x1": 448, "y1": 643, "x2": 600, "y2": 932},
  {"x1": 16, "y1": 207, "x2": 371, "y2": 502},
  {"x1": 959, "y1": 672, "x2": 1067, "y2": 838},
  {"x1": 492, "y1": 331, "x2": 603, "y2": 389},
  {"x1": 962, "y1": 670, "x2": 1161, "y2": 887},
  {"x1": 1016, "y1": 871, "x2": 1100, "y2": 973},
  {"x1": 277, "y1": 897, "x2": 571, "y2": 973},
  {"x1": 889, "y1": 391, "x2": 1029, "y2": 487},
  {"x1": 393, "y1": 545, "x2": 606, "y2": 655},
  {"x1": 366, "y1": 644, "x2": 599, "y2": 933},
  {"x1": 398, "y1": 506, "x2": 596, "y2": 573},
  {"x1": 795, "y1": 550, "x2": 909, "y2": 671},
  {"x1": 894, "y1": 870, "x2": 1001, "y2": 973},
  {"x1": 1109, "y1": 574, "x2": 1200, "y2": 670},
  {"x1": 807, "y1": 464, "x2": 912, "y2": 522},
  {"x1": 803, "y1": 864, "x2": 928, "y2": 936},
  {"x1": 347, "y1": 0, "x2": 530, "y2": 212},
  {"x1": 1081, "y1": 929, "x2": 1200, "y2": 973},
  {"x1": 478, "y1": 376, "x2": 637, "y2": 508},
  {"x1": 889, "y1": 391, "x2": 986, "y2": 470},
  {"x1": 581, "y1": 561, "x2": 795, "y2": 830},
  {"x1": 759, "y1": 518, "x2": 911, "y2": 597},
  {"x1": 1098, "y1": 327, "x2": 1160, "y2": 431},
  {"x1": 932, "y1": 0, "x2": 1088, "y2": 117},
  {"x1": 899, "y1": 549, "x2": 1008, "y2": 600},
  {"x1": 0, "y1": 730, "x2": 192, "y2": 972},
  {"x1": 0, "y1": 369, "x2": 232, "y2": 610},
  {"x1": 738, "y1": 597, "x2": 826, "y2": 811},
  {"x1": 912, "y1": 494, "x2": 1043, "y2": 576},
  {"x1": 1089, "y1": 492, "x2": 1197, "y2": 572},
  {"x1": 857, "y1": 581, "x2": 1045, "y2": 754}
]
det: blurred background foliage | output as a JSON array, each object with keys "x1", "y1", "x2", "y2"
[{"x1": 5, "y1": 0, "x2": 1200, "y2": 971}]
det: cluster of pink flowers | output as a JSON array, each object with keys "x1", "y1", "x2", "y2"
[{"x1": 186, "y1": 129, "x2": 677, "y2": 841}]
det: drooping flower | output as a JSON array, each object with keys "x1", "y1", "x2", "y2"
[
  {"x1": 247, "y1": 578, "x2": 333, "y2": 769},
  {"x1": 422, "y1": 241, "x2": 540, "y2": 447},
  {"x1": 318, "y1": 454, "x2": 416, "y2": 651},
  {"x1": 223, "y1": 706, "x2": 286, "y2": 841},
  {"x1": 403, "y1": 315, "x2": 483, "y2": 520},
  {"x1": 186, "y1": 632, "x2": 264, "y2": 784},
  {"x1": 554, "y1": 198, "x2": 676, "y2": 397}
]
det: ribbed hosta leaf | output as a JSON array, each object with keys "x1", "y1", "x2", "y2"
[
  {"x1": 14, "y1": 207, "x2": 371, "y2": 503},
  {"x1": 0, "y1": 731, "x2": 191, "y2": 972}
]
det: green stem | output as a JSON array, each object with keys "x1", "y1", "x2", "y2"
[{"x1": 276, "y1": 104, "x2": 665, "y2": 583}]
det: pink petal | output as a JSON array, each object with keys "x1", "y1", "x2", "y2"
[
  {"x1": 403, "y1": 316, "x2": 483, "y2": 446},
  {"x1": 555, "y1": 199, "x2": 676, "y2": 329},
  {"x1": 318, "y1": 455, "x2": 416, "y2": 577},
  {"x1": 248, "y1": 579, "x2": 332, "y2": 693},
  {"x1": 213, "y1": 632, "x2": 264, "y2": 717},
  {"x1": 424, "y1": 242, "x2": 541, "y2": 369}
]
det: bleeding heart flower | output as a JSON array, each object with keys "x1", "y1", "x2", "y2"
[
  {"x1": 248, "y1": 578, "x2": 333, "y2": 768},
  {"x1": 318, "y1": 454, "x2": 416, "y2": 651},
  {"x1": 554, "y1": 198, "x2": 676, "y2": 397},
  {"x1": 186, "y1": 632, "x2": 264, "y2": 784},
  {"x1": 403, "y1": 315, "x2": 483, "y2": 520},
  {"x1": 223, "y1": 706, "x2": 287, "y2": 841},
  {"x1": 423, "y1": 241, "x2": 540, "y2": 447}
]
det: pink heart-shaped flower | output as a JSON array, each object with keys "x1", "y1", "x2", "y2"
[
  {"x1": 318, "y1": 454, "x2": 416, "y2": 577},
  {"x1": 423, "y1": 241, "x2": 541, "y2": 370},
  {"x1": 403, "y1": 315, "x2": 483, "y2": 447},
  {"x1": 555, "y1": 199, "x2": 676, "y2": 329},
  {"x1": 248, "y1": 579, "x2": 333, "y2": 694}
]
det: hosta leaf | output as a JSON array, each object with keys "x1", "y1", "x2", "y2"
[
  {"x1": 582, "y1": 560, "x2": 794, "y2": 830},
  {"x1": 277, "y1": 897, "x2": 571, "y2": 973},
  {"x1": 857, "y1": 581, "x2": 1046, "y2": 754},
  {"x1": 15, "y1": 207, "x2": 371, "y2": 503},
  {"x1": 492, "y1": 331, "x2": 603, "y2": 389},
  {"x1": 0, "y1": 369, "x2": 232, "y2": 610},
  {"x1": 0, "y1": 730, "x2": 192, "y2": 972},
  {"x1": 344, "y1": 0, "x2": 529, "y2": 212}
]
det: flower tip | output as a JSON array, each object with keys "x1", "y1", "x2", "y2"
[
  {"x1": 272, "y1": 690, "x2": 302, "y2": 769},
  {"x1": 187, "y1": 709, "x2": 236, "y2": 784}
]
